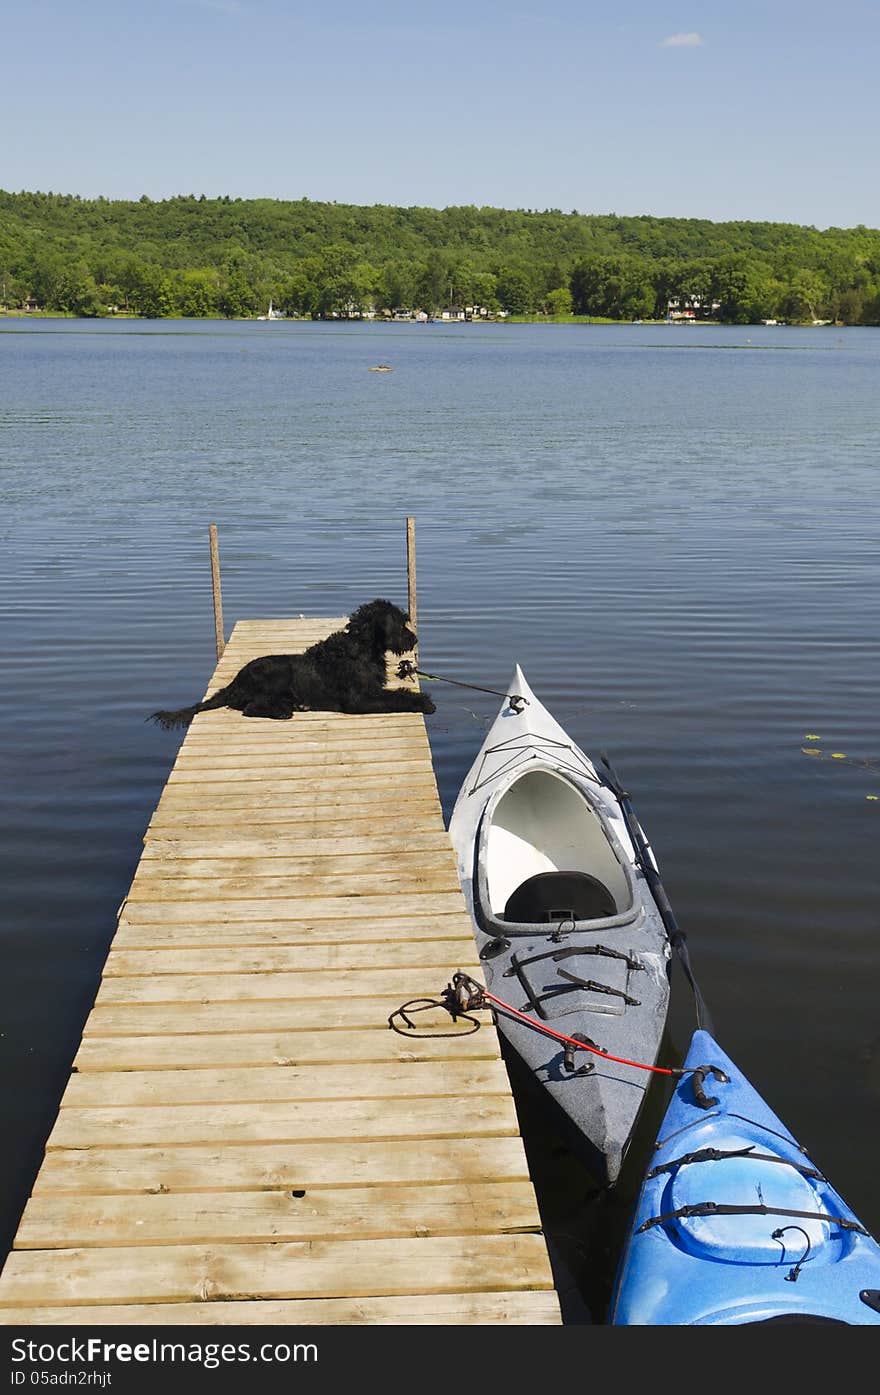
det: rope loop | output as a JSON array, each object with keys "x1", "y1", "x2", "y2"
[{"x1": 387, "y1": 974, "x2": 486, "y2": 1038}]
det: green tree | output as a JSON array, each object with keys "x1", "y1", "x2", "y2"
[
  {"x1": 219, "y1": 257, "x2": 255, "y2": 318},
  {"x1": 778, "y1": 269, "x2": 830, "y2": 322},
  {"x1": 709, "y1": 257, "x2": 764, "y2": 323},
  {"x1": 495, "y1": 266, "x2": 535, "y2": 313},
  {"x1": 177, "y1": 268, "x2": 220, "y2": 317},
  {"x1": 570, "y1": 255, "x2": 651, "y2": 318},
  {"x1": 279, "y1": 260, "x2": 322, "y2": 318},
  {"x1": 545, "y1": 287, "x2": 573, "y2": 315},
  {"x1": 417, "y1": 251, "x2": 457, "y2": 312},
  {"x1": 125, "y1": 263, "x2": 177, "y2": 317}
]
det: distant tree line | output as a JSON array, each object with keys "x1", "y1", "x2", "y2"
[{"x1": 1, "y1": 190, "x2": 879, "y2": 324}]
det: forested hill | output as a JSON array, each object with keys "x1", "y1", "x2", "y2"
[{"x1": 2, "y1": 190, "x2": 879, "y2": 323}]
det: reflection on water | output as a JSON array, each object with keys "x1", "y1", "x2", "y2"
[{"x1": 1, "y1": 320, "x2": 878, "y2": 1318}]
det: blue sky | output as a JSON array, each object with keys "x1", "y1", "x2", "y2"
[{"x1": 3, "y1": 0, "x2": 879, "y2": 226}]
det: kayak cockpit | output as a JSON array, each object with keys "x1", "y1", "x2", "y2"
[{"x1": 476, "y1": 766, "x2": 639, "y2": 933}]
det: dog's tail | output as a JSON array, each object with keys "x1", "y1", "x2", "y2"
[{"x1": 147, "y1": 692, "x2": 227, "y2": 730}]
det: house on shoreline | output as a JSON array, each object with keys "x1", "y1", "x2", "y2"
[{"x1": 666, "y1": 295, "x2": 721, "y2": 320}]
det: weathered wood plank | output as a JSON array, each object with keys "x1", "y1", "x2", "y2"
[
  {"x1": 167, "y1": 758, "x2": 429, "y2": 784},
  {"x1": 146, "y1": 802, "x2": 444, "y2": 832},
  {"x1": 220, "y1": 623, "x2": 347, "y2": 637},
  {"x1": 157, "y1": 773, "x2": 439, "y2": 802},
  {"x1": 84, "y1": 998, "x2": 485, "y2": 1037},
  {"x1": 230, "y1": 617, "x2": 348, "y2": 629},
  {"x1": 140, "y1": 831, "x2": 455, "y2": 859},
  {"x1": 153, "y1": 780, "x2": 439, "y2": 811},
  {"x1": 125, "y1": 869, "x2": 460, "y2": 902},
  {"x1": 62, "y1": 1059, "x2": 511, "y2": 1107},
  {"x1": 16, "y1": 1180, "x2": 540, "y2": 1250},
  {"x1": 73, "y1": 1027, "x2": 499, "y2": 1072},
  {"x1": 175, "y1": 729, "x2": 430, "y2": 749},
  {"x1": 110, "y1": 912, "x2": 474, "y2": 948},
  {"x1": 1, "y1": 1291, "x2": 562, "y2": 1325},
  {"x1": 45, "y1": 1094, "x2": 518, "y2": 1150},
  {"x1": 32, "y1": 1135, "x2": 533, "y2": 1196},
  {"x1": 173, "y1": 744, "x2": 430, "y2": 767},
  {"x1": 103, "y1": 940, "x2": 480, "y2": 976},
  {"x1": 94, "y1": 965, "x2": 479, "y2": 1009},
  {"x1": 131, "y1": 849, "x2": 457, "y2": 883},
  {"x1": 0, "y1": 1234, "x2": 554, "y2": 1306},
  {"x1": 94, "y1": 965, "x2": 477, "y2": 1006},
  {"x1": 119, "y1": 893, "x2": 466, "y2": 923},
  {"x1": 186, "y1": 712, "x2": 425, "y2": 732}
]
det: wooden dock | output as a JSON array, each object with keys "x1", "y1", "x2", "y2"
[{"x1": 0, "y1": 617, "x2": 560, "y2": 1324}]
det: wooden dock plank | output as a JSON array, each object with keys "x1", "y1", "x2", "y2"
[
  {"x1": 0, "y1": 1291, "x2": 563, "y2": 1325},
  {"x1": 173, "y1": 735, "x2": 431, "y2": 757},
  {"x1": 134, "y1": 850, "x2": 456, "y2": 879},
  {"x1": 0, "y1": 1234, "x2": 554, "y2": 1307},
  {"x1": 119, "y1": 893, "x2": 467, "y2": 922},
  {"x1": 171, "y1": 752, "x2": 432, "y2": 774},
  {"x1": 140, "y1": 831, "x2": 454, "y2": 859},
  {"x1": 146, "y1": 803, "x2": 445, "y2": 832},
  {"x1": 155, "y1": 773, "x2": 441, "y2": 802},
  {"x1": 73, "y1": 1027, "x2": 500, "y2": 1072},
  {"x1": 103, "y1": 940, "x2": 484, "y2": 975},
  {"x1": 45, "y1": 1095, "x2": 521, "y2": 1151},
  {"x1": 62, "y1": 1059, "x2": 511, "y2": 1107},
  {"x1": 82, "y1": 999, "x2": 490, "y2": 1037},
  {"x1": 32, "y1": 1136, "x2": 534, "y2": 1197},
  {"x1": 16, "y1": 1180, "x2": 541, "y2": 1250},
  {"x1": 93, "y1": 966, "x2": 478, "y2": 1005},
  {"x1": 129, "y1": 855, "x2": 459, "y2": 892},
  {"x1": 165, "y1": 763, "x2": 434, "y2": 786},
  {"x1": 110, "y1": 912, "x2": 476, "y2": 948},
  {"x1": 0, "y1": 614, "x2": 559, "y2": 1326},
  {"x1": 124, "y1": 871, "x2": 461, "y2": 903},
  {"x1": 182, "y1": 712, "x2": 427, "y2": 732}
]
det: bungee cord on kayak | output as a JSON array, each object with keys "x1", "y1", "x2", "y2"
[
  {"x1": 773, "y1": 1225, "x2": 814, "y2": 1284},
  {"x1": 646, "y1": 1145, "x2": 825, "y2": 1181},
  {"x1": 636, "y1": 1202, "x2": 869, "y2": 1237},
  {"x1": 654, "y1": 1109, "x2": 814, "y2": 1157}
]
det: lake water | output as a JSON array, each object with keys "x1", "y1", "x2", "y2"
[{"x1": 1, "y1": 318, "x2": 878, "y2": 1321}]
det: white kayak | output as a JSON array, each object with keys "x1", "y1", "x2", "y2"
[{"x1": 448, "y1": 665, "x2": 673, "y2": 1186}]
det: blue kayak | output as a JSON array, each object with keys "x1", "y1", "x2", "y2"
[{"x1": 609, "y1": 1029, "x2": 880, "y2": 1325}]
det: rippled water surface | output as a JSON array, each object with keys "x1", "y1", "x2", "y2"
[{"x1": 1, "y1": 319, "x2": 878, "y2": 1318}]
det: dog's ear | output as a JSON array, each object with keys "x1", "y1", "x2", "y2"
[
  {"x1": 382, "y1": 605, "x2": 417, "y2": 655},
  {"x1": 348, "y1": 599, "x2": 399, "y2": 631},
  {"x1": 347, "y1": 599, "x2": 384, "y2": 636}
]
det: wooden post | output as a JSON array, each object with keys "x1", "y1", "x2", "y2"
[
  {"x1": 208, "y1": 523, "x2": 225, "y2": 660},
  {"x1": 405, "y1": 516, "x2": 417, "y2": 638}
]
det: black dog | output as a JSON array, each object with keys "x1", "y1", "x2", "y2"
[{"x1": 149, "y1": 598, "x2": 435, "y2": 729}]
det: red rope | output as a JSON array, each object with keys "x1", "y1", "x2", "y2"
[{"x1": 481, "y1": 987, "x2": 679, "y2": 1077}]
